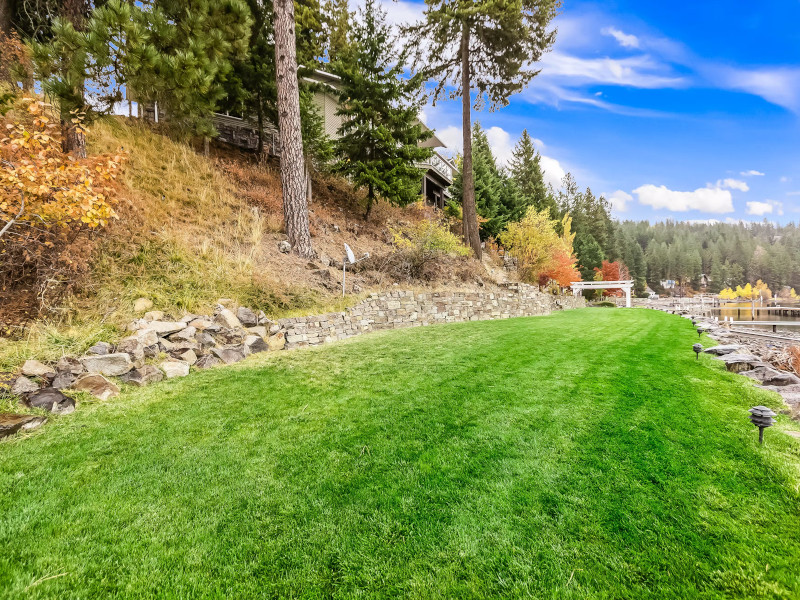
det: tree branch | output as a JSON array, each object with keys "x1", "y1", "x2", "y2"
[{"x1": 0, "y1": 190, "x2": 25, "y2": 239}]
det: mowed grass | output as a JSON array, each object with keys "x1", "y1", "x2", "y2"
[{"x1": 2, "y1": 309, "x2": 800, "y2": 599}]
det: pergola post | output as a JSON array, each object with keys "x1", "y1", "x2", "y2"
[{"x1": 625, "y1": 285, "x2": 632, "y2": 308}]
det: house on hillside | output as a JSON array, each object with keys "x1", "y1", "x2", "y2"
[{"x1": 212, "y1": 69, "x2": 458, "y2": 210}]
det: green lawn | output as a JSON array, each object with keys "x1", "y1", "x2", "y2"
[{"x1": 2, "y1": 309, "x2": 800, "y2": 599}]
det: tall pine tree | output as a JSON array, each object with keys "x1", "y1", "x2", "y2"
[
  {"x1": 508, "y1": 129, "x2": 555, "y2": 219},
  {"x1": 332, "y1": 0, "x2": 431, "y2": 218},
  {"x1": 406, "y1": 0, "x2": 559, "y2": 258}
]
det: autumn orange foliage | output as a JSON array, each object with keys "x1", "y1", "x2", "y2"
[
  {"x1": 593, "y1": 260, "x2": 630, "y2": 297},
  {"x1": 1, "y1": 96, "x2": 126, "y2": 328}
]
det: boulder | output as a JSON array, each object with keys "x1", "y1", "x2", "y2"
[
  {"x1": 116, "y1": 337, "x2": 146, "y2": 361},
  {"x1": 81, "y1": 353, "x2": 134, "y2": 377},
  {"x1": 128, "y1": 328, "x2": 159, "y2": 347},
  {"x1": 0, "y1": 414, "x2": 47, "y2": 439},
  {"x1": 703, "y1": 344, "x2": 743, "y2": 356},
  {"x1": 267, "y1": 332, "x2": 286, "y2": 351},
  {"x1": 21, "y1": 359, "x2": 55, "y2": 378},
  {"x1": 72, "y1": 374, "x2": 120, "y2": 400},
  {"x1": 177, "y1": 349, "x2": 197, "y2": 365},
  {"x1": 245, "y1": 335, "x2": 269, "y2": 354},
  {"x1": 119, "y1": 365, "x2": 164, "y2": 387},
  {"x1": 159, "y1": 338, "x2": 176, "y2": 352},
  {"x1": 269, "y1": 323, "x2": 282, "y2": 335},
  {"x1": 719, "y1": 353, "x2": 767, "y2": 373},
  {"x1": 194, "y1": 355, "x2": 221, "y2": 370},
  {"x1": 144, "y1": 344, "x2": 160, "y2": 358},
  {"x1": 188, "y1": 318, "x2": 215, "y2": 331},
  {"x1": 741, "y1": 366, "x2": 800, "y2": 387},
  {"x1": 161, "y1": 360, "x2": 190, "y2": 378},
  {"x1": 51, "y1": 372, "x2": 76, "y2": 390},
  {"x1": 247, "y1": 326, "x2": 268, "y2": 338},
  {"x1": 169, "y1": 326, "x2": 197, "y2": 342},
  {"x1": 211, "y1": 346, "x2": 246, "y2": 364},
  {"x1": 88, "y1": 341, "x2": 113, "y2": 355},
  {"x1": 133, "y1": 297, "x2": 154, "y2": 313},
  {"x1": 180, "y1": 313, "x2": 199, "y2": 323},
  {"x1": 11, "y1": 376, "x2": 39, "y2": 396},
  {"x1": 55, "y1": 356, "x2": 84, "y2": 375},
  {"x1": 278, "y1": 240, "x2": 291, "y2": 253},
  {"x1": 236, "y1": 307, "x2": 259, "y2": 327},
  {"x1": 146, "y1": 321, "x2": 186, "y2": 335},
  {"x1": 195, "y1": 332, "x2": 216, "y2": 348},
  {"x1": 214, "y1": 307, "x2": 242, "y2": 330},
  {"x1": 26, "y1": 388, "x2": 75, "y2": 415},
  {"x1": 143, "y1": 310, "x2": 165, "y2": 321}
]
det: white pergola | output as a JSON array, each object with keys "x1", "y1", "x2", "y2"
[{"x1": 571, "y1": 280, "x2": 634, "y2": 308}]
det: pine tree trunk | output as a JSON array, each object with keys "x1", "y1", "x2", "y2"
[
  {"x1": 460, "y1": 26, "x2": 481, "y2": 259},
  {"x1": 256, "y1": 95, "x2": 264, "y2": 155},
  {"x1": 274, "y1": 0, "x2": 314, "y2": 258},
  {"x1": 0, "y1": 0, "x2": 14, "y2": 37}
]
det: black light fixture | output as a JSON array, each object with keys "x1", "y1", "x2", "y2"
[
  {"x1": 749, "y1": 406, "x2": 777, "y2": 444},
  {"x1": 697, "y1": 327, "x2": 703, "y2": 337},
  {"x1": 693, "y1": 343, "x2": 702, "y2": 359}
]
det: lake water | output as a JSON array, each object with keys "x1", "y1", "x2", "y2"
[{"x1": 711, "y1": 303, "x2": 800, "y2": 331}]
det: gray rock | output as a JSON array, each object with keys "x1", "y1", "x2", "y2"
[
  {"x1": 195, "y1": 332, "x2": 216, "y2": 348},
  {"x1": 741, "y1": 366, "x2": 800, "y2": 387},
  {"x1": 88, "y1": 341, "x2": 113, "y2": 355},
  {"x1": 214, "y1": 307, "x2": 242, "y2": 330},
  {"x1": 143, "y1": 344, "x2": 160, "y2": 358},
  {"x1": 146, "y1": 321, "x2": 186, "y2": 335},
  {"x1": 719, "y1": 353, "x2": 767, "y2": 373},
  {"x1": 247, "y1": 326, "x2": 268, "y2": 338},
  {"x1": 26, "y1": 388, "x2": 75, "y2": 415},
  {"x1": 161, "y1": 360, "x2": 190, "y2": 378},
  {"x1": 51, "y1": 372, "x2": 76, "y2": 390},
  {"x1": 188, "y1": 318, "x2": 215, "y2": 330},
  {"x1": 0, "y1": 414, "x2": 47, "y2": 439},
  {"x1": 72, "y1": 374, "x2": 119, "y2": 400},
  {"x1": 703, "y1": 344, "x2": 743, "y2": 356},
  {"x1": 169, "y1": 326, "x2": 197, "y2": 342},
  {"x1": 11, "y1": 376, "x2": 39, "y2": 396},
  {"x1": 119, "y1": 365, "x2": 164, "y2": 387},
  {"x1": 81, "y1": 353, "x2": 134, "y2": 377},
  {"x1": 211, "y1": 347, "x2": 246, "y2": 364},
  {"x1": 55, "y1": 356, "x2": 84, "y2": 375},
  {"x1": 278, "y1": 240, "x2": 291, "y2": 253},
  {"x1": 245, "y1": 335, "x2": 269, "y2": 354},
  {"x1": 21, "y1": 360, "x2": 55, "y2": 378},
  {"x1": 194, "y1": 355, "x2": 221, "y2": 370},
  {"x1": 236, "y1": 306, "x2": 259, "y2": 327},
  {"x1": 178, "y1": 349, "x2": 197, "y2": 365},
  {"x1": 213, "y1": 328, "x2": 246, "y2": 345},
  {"x1": 159, "y1": 338, "x2": 176, "y2": 352},
  {"x1": 116, "y1": 337, "x2": 146, "y2": 361},
  {"x1": 143, "y1": 310, "x2": 165, "y2": 321},
  {"x1": 129, "y1": 328, "x2": 159, "y2": 347}
]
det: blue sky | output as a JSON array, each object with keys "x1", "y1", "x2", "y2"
[{"x1": 380, "y1": 0, "x2": 800, "y2": 223}]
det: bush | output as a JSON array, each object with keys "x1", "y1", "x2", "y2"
[
  {"x1": 592, "y1": 301, "x2": 617, "y2": 308},
  {"x1": 389, "y1": 219, "x2": 471, "y2": 278}
]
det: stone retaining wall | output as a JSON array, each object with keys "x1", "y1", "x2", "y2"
[{"x1": 278, "y1": 284, "x2": 585, "y2": 350}]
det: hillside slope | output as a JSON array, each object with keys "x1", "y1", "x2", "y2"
[{"x1": 0, "y1": 118, "x2": 493, "y2": 366}]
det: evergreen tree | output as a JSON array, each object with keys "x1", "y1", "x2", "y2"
[
  {"x1": 406, "y1": 0, "x2": 559, "y2": 258},
  {"x1": 574, "y1": 234, "x2": 604, "y2": 282},
  {"x1": 508, "y1": 129, "x2": 554, "y2": 219},
  {"x1": 332, "y1": 0, "x2": 431, "y2": 218},
  {"x1": 322, "y1": 0, "x2": 351, "y2": 63}
]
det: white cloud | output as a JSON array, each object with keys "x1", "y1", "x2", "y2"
[
  {"x1": 484, "y1": 126, "x2": 515, "y2": 166},
  {"x1": 717, "y1": 178, "x2": 749, "y2": 192},
  {"x1": 787, "y1": 191, "x2": 800, "y2": 197},
  {"x1": 435, "y1": 125, "x2": 462, "y2": 152},
  {"x1": 608, "y1": 190, "x2": 633, "y2": 212},
  {"x1": 539, "y1": 51, "x2": 685, "y2": 89},
  {"x1": 746, "y1": 201, "x2": 773, "y2": 216},
  {"x1": 781, "y1": 176, "x2": 791, "y2": 183},
  {"x1": 633, "y1": 184, "x2": 734, "y2": 213},
  {"x1": 713, "y1": 66, "x2": 800, "y2": 113},
  {"x1": 746, "y1": 200, "x2": 783, "y2": 216},
  {"x1": 539, "y1": 155, "x2": 566, "y2": 189},
  {"x1": 602, "y1": 27, "x2": 640, "y2": 49},
  {"x1": 740, "y1": 170, "x2": 765, "y2": 176}
]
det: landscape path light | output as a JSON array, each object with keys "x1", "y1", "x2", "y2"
[
  {"x1": 749, "y1": 406, "x2": 777, "y2": 444},
  {"x1": 697, "y1": 327, "x2": 703, "y2": 337},
  {"x1": 342, "y1": 243, "x2": 370, "y2": 297},
  {"x1": 693, "y1": 343, "x2": 702, "y2": 359}
]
